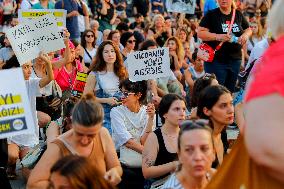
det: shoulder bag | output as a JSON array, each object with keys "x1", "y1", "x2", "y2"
[{"x1": 198, "y1": 9, "x2": 236, "y2": 62}]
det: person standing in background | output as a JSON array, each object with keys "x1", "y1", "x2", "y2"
[{"x1": 55, "y1": 0, "x2": 88, "y2": 42}]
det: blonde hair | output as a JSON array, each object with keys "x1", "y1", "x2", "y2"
[
  {"x1": 150, "y1": 14, "x2": 165, "y2": 29},
  {"x1": 268, "y1": 0, "x2": 284, "y2": 39},
  {"x1": 164, "y1": 36, "x2": 185, "y2": 62},
  {"x1": 250, "y1": 20, "x2": 264, "y2": 39}
]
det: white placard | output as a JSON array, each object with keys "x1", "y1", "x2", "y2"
[
  {"x1": 127, "y1": 47, "x2": 171, "y2": 82},
  {"x1": 18, "y1": 9, "x2": 67, "y2": 27},
  {"x1": 166, "y1": 0, "x2": 196, "y2": 14},
  {"x1": 0, "y1": 68, "x2": 35, "y2": 139},
  {"x1": 6, "y1": 14, "x2": 65, "y2": 65}
]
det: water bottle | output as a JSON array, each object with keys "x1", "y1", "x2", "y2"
[{"x1": 230, "y1": 33, "x2": 239, "y2": 43}]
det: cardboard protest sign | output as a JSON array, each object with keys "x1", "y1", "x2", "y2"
[
  {"x1": 127, "y1": 47, "x2": 171, "y2": 82},
  {"x1": 166, "y1": 0, "x2": 196, "y2": 14},
  {"x1": 6, "y1": 14, "x2": 65, "y2": 65},
  {"x1": 0, "y1": 68, "x2": 35, "y2": 139},
  {"x1": 72, "y1": 72, "x2": 88, "y2": 98},
  {"x1": 18, "y1": 9, "x2": 67, "y2": 27}
]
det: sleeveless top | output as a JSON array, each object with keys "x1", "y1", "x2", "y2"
[
  {"x1": 154, "y1": 128, "x2": 178, "y2": 179},
  {"x1": 51, "y1": 132, "x2": 106, "y2": 175}
]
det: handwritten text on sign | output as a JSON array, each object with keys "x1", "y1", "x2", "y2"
[
  {"x1": 166, "y1": 0, "x2": 196, "y2": 14},
  {"x1": 127, "y1": 47, "x2": 171, "y2": 81},
  {"x1": 18, "y1": 9, "x2": 67, "y2": 27},
  {"x1": 6, "y1": 14, "x2": 65, "y2": 65},
  {"x1": 0, "y1": 68, "x2": 35, "y2": 139}
]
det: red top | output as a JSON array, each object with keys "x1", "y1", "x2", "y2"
[{"x1": 245, "y1": 36, "x2": 284, "y2": 102}]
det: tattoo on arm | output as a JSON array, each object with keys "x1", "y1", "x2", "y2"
[{"x1": 143, "y1": 151, "x2": 155, "y2": 167}]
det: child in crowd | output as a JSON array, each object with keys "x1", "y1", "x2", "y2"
[{"x1": 7, "y1": 52, "x2": 54, "y2": 179}]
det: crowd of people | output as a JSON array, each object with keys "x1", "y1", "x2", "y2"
[{"x1": 0, "y1": 0, "x2": 283, "y2": 188}]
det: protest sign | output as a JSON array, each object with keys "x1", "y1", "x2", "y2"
[
  {"x1": 127, "y1": 47, "x2": 171, "y2": 82},
  {"x1": 0, "y1": 68, "x2": 35, "y2": 139},
  {"x1": 166, "y1": 0, "x2": 196, "y2": 14},
  {"x1": 6, "y1": 14, "x2": 65, "y2": 65},
  {"x1": 18, "y1": 9, "x2": 67, "y2": 27},
  {"x1": 72, "y1": 72, "x2": 88, "y2": 98}
]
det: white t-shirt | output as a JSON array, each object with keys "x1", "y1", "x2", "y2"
[
  {"x1": 162, "y1": 174, "x2": 184, "y2": 189},
  {"x1": 83, "y1": 48, "x2": 97, "y2": 65},
  {"x1": 31, "y1": 68, "x2": 53, "y2": 96},
  {"x1": 9, "y1": 78, "x2": 41, "y2": 147},
  {"x1": 93, "y1": 71, "x2": 120, "y2": 96},
  {"x1": 246, "y1": 38, "x2": 269, "y2": 70},
  {"x1": 111, "y1": 105, "x2": 155, "y2": 150}
]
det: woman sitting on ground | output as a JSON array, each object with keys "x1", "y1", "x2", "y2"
[
  {"x1": 197, "y1": 85, "x2": 234, "y2": 167},
  {"x1": 142, "y1": 94, "x2": 186, "y2": 188},
  {"x1": 162, "y1": 120, "x2": 216, "y2": 189},
  {"x1": 27, "y1": 94, "x2": 122, "y2": 188},
  {"x1": 111, "y1": 79, "x2": 155, "y2": 189}
]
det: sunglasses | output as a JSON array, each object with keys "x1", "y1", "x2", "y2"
[
  {"x1": 127, "y1": 40, "x2": 136, "y2": 44},
  {"x1": 122, "y1": 91, "x2": 135, "y2": 98},
  {"x1": 86, "y1": 34, "x2": 94, "y2": 38},
  {"x1": 179, "y1": 119, "x2": 209, "y2": 129}
]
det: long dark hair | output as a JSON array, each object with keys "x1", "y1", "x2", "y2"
[
  {"x1": 89, "y1": 40, "x2": 127, "y2": 80},
  {"x1": 159, "y1": 93, "x2": 185, "y2": 124},
  {"x1": 197, "y1": 85, "x2": 231, "y2": 121},
  {"x1": 81, "y1": 29, "x2": 96, "y2": 49}
]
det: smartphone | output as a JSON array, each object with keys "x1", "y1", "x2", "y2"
[{"x1": 146, "y1": 91, "x2": 154, "y2": 103}]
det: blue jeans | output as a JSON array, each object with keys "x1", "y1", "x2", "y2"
[
  {"x1": 204, "y1": 59, "x2": 241, "y2": 92},
  {"x1": 94, "y1": 72, "x2": 123, "y2": 135}
]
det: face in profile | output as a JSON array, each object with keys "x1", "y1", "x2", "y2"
[
  {"x1": 164, "y1": 99, "x2": 186, "y2": 125},
  {"x1": 178, "y1": 129, "x2": 215, "y2": 178},
  {"x1": 49, "y1": 172, "x2": 74, "y2": 189},
  {"x1": 204, "y1": 93, "x2": 234, "y2": 126}
]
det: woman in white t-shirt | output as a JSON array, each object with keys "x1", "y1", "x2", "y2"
[
  {"x1": 83, "y1": 40, "x2": 127, "y2": 134},
  {"x1": 81, "y1": 29, "x2": 97, "y2": 68},
  {"x1": 111, "y1": 79, "x2": 155, "y2": 189}
]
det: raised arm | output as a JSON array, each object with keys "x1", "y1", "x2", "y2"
[{"x1": 39, "y1": 52, "x2": 54, "y2": 88}]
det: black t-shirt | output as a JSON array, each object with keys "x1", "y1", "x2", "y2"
[
  {"x1": 199, "y1": 8, "x2": 249, "y2": 61},
  {"x1": 133, "y1": 0, "x2": 149, "y2": 17}
]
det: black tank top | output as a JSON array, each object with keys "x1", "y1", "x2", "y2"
[{"x1": 153, "y1": 128, "x2": 178, "y2": 180}]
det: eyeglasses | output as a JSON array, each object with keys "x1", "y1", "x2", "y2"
[
  {"x1": 179, "y1": 119, "x2": 209, "y2": 129},
  {"x1": 122, "y1": 91, "x2": 135, "y2": 98},
  {"x1": 127, "y1": 40, "x2": 136, "y2": 44},
  {"x1": 86, "y1": 34, "x2": 94, "y2": 38}
]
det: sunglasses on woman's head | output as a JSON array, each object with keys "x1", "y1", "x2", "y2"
[
  {"x1": 179, "y1": 119, "x2": 209, "y2": 129},
  {"x1": 202, "y1": 73, "x2": 214, "y2": 80}
]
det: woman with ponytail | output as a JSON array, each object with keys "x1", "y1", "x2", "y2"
[{"x1": 28, "y1": 93, "x2": 122, "y2": 189}]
